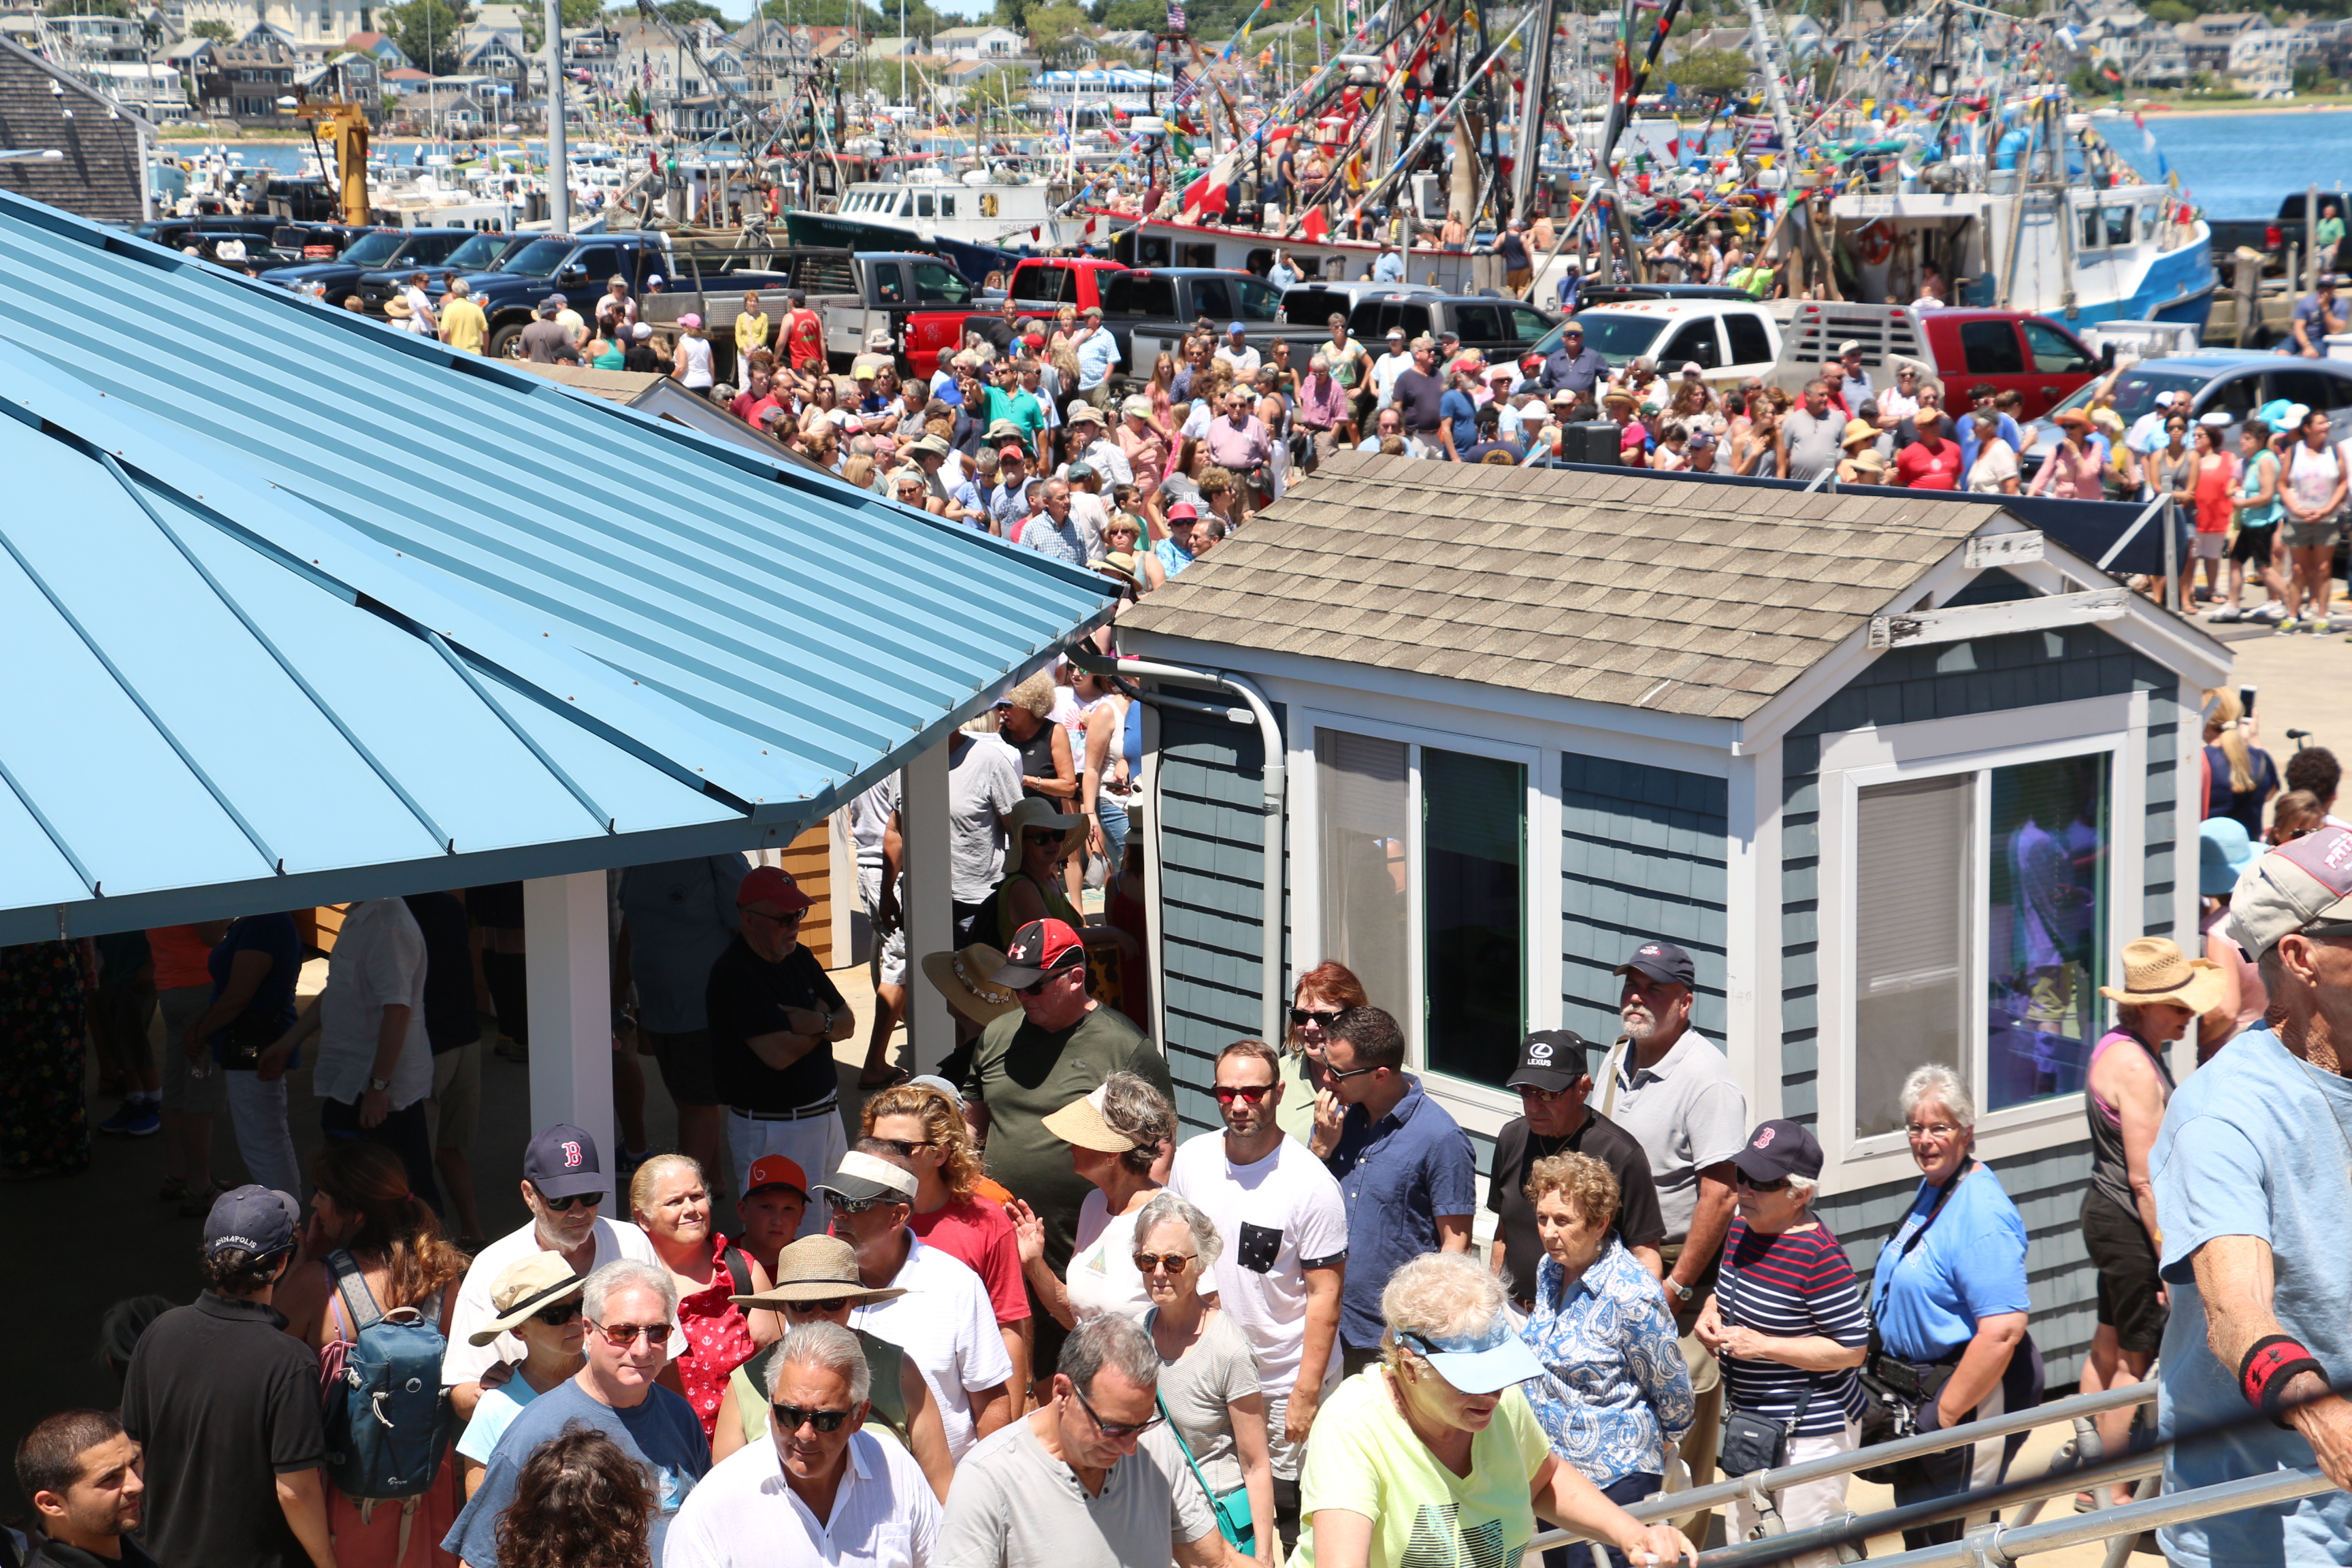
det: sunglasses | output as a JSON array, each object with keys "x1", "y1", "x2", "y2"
[
  {"x1": 1074, "y1": 1384, "x2": 1165, "y2": 1439},
  {"x1": 746, "y1": 906, "x2": 810, "y2": 927},
  {"x1": 875, "y1": 1137, "x2": 934, "y2": 1158},
  {"x1": 787, "y1": 1296, "x2": 853, "y2": 1315},
  {"x1": 534, "y1": 1301, "x2": 584, "y2": 1327},
  {"x1": 826, "y1": 1194, "x2": 900, "y2": 1214},
  {"x1": 1734, "y1": 1171, "x2": 1789, "y2": 1193},
  {"x1": 771, "y1": 1403, "x2": 857, "y2": 1433},
  {"x1": 1021, "y1": 829, "x2": 1063, "y2": 845},
  {"x1": 1324, "y1": 1060, "x2": 1379, "y2": 1081},
  {"x1": 537, "y1": 1188, "x2": 603, "y2": 1212},
  {"x1": 589, "y1": 1319, "x2": 674, "y2": 1348},
  {"x1": 1212, "y1": 1082, "x2": 1275, "y2": 1104},
  {"x1": 1518, "y1": 1084, "x2": 1571, "y2": 1105},
  {"x1": 1289, "y1": 1007, "x2": 1342, "y2": 1029},
  {"x1": 1132, "y1": 1251, "x2": 1198, "y2": 1275}
]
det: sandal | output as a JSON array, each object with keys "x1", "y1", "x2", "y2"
[
  {"x1": 179, "y1": 1179, "x2": 232, "y2": 1219},
  {"x1": 157, "y1": 1175, "x2": 191, "y2": 1203},
  {"x1": 858, "y1": 1064, "x2": 911, "y2": 1091}
]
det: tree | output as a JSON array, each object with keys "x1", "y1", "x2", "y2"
[
  {"x1": 189, "y1": 17, "x2": 233, "y2": 39},
  {"x1": 1094, "y1": 0, "x2": 1160, "y2": 27},
  {"x1": 1023, "y1": 0, "x2": 1090, "y2": 52},
  {"x1": 46, "y1": 0, "x2": 130, "y2": 13},
  {"x1": 653, "y1": 0, "x2": 722, "y2": 21},
  {"x1": 524, "y1": 0, "x2": 602, "y2": 49},
  {"x1": 380, "y1": 0, "x2": 475, "y2": 75},
  {"x1": 758, "y1": 0, "x2": 883, "y2": 23},
  {"x1": 2143, "y1": 0, "x2": 2193, "y2": 21},
  {"x1": 1665, "y1": 46, "x2": 1749, "y2": 93}
]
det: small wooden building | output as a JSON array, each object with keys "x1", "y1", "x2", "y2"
[
  {"x1": 0, "y1": 35, "x2": 155, "y2": 227},
  {"x1": 1120, "y1": 452, "x2": 2229, "y2": 1382}
]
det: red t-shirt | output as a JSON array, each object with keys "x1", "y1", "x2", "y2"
[
  {"x1": 784, "y1": 308, "x2": 825, "y2": 370},
  {"x1": 146, "y1": 925, "x2": 215, "y2": 991},
  {"x1": 909, "y1": 1197, "x2": 1031, "y2": 1326},
  {"x1": 1895, "y1": 437, "x2": 1962, "y2": 490}
]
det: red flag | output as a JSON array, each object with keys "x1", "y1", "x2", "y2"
[{"x1": 1301, "y1": 206, "x2": 1329, "y2": 240}]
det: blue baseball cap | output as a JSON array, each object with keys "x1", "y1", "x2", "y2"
[
  {"x1": 524, "y1": 1123, "x2": 609, "y2": 1200},
  {"x1": 1227, "y1": 321, "x2": 1246, "y2": 335},
  {"x1": 1398, "y1": 1311, "x2": 1546, "y2": 1394},
  {"x1": 2201, "y1": 815, "x2": 2258, "y2": 898},
  {"x1": 1614, "y1": 938, "x2": 1697, "y2": 989},
  {"x1": 203, "y1": 1183, "x2": 301, "y2": 1260}
]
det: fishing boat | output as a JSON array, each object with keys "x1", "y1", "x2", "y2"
[{"x1": 790, "y1": 165, "x2": 1089, "y2": 250}]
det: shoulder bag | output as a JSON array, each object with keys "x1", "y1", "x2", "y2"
[
  {"x1": 1855, "y1": 1174, "x2": 1966, "y2": 1480},
  {"x1": 1156, "y1": 1392, "x2": 1254, "y2": 1550},
  {"x1": 1716, "y1": 1243, "x2": 1816, "y2": 1477}
]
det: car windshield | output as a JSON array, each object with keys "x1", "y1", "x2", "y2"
[
  {"x1": 443, "y1": 233, "x2": 513, "y2": 270},
  {"x1": 1537, "y1": 310, "x2": 1663, "y2": 365},
  {"x1": 500, "y1": 238, "x2": 576, "y2": 278},
  {"x1": 2047, "y1": 367, "x2": 2205, "y2": 423},
  {"x1": 338, "y1": 233, "x2": 404, "y2": 265}
]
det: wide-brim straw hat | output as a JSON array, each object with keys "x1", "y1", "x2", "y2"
[
  {"x1": 1041, "y1": 1083, "x2": 1136, "y2": 1153},
  {"x1": 1003, "y1": 796, "x2": 1085, "y2": 858},
  {"x1": 919, "y1": 943, "x2": 1022, "y2": 1026},
  {"x1": 467, "y1": 1254, "x2": 586, "y2": 1345},
  {"x1": 2098, "y1": 936, "x2": 2226, "y2": 1015},
  {"x1": 730, "y1": 1235, "x2": 906, "y2": 1311}
]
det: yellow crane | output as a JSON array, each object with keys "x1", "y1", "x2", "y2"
[{"x1": 291, "y1": 99, "x2": 372, "y2": 227}]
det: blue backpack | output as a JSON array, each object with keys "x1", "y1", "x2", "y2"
[{"x1": 321, "y1": 1250, "x2": 453, "y2": 1502}]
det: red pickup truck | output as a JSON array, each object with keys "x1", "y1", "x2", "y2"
[{"x1": 1778, "y1": 301, "x2": 2108, "y2": 421}]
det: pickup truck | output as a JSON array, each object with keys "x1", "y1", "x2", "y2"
[
  {"x1": 355, "y1": 231, "x2": 529, "y2": 314},
  {"x1": 639, "y1": 250, "x2": 983, "y2": 382},
  {"x1": 2208, "y1": 191, "x2": 2349, "y2": 272},
  {"x1": 425, "y1": 231, "x2": 676, "y2": 360},
  {"x1": 261, "y1": 227, "x2": 482, "y2": 301},
  {"x1": 964, "y1": 257, "x2": 1290, "y2": 380},
  {"x1": 1529, "y1": 299, "x2": 1784, "y2": 389},
  {"x1": 1768, "y1": 299, "x2": 2106, "y2": 419}
]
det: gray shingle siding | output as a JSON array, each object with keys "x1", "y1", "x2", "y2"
[
  {"x1": 1155, "y1": 688, "x2": 1285, "y2": 1136},
  {"x1": 1562, "y1": 755, "x2": 1729, "y2": 1043},
  {"x1": 1783, "y1": 617, "x2": 2185, "y2": 1386}
]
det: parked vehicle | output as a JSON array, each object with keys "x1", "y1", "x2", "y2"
[
  {"x1": 1767, "y1": 299, "x2": 2108, "y2": 419},
  {"x1": 1529, "y1": 299, "x2": 1784, "y2": 387},
  {"x1": 1341, "y1": 293, "x2": 1561, "y2": 363},
  {"x1": 426, "y1": 231, "x2": 675, "y2": 360},
  {"x1": 2023, "y1": 352, "x2": 2352, "y2": 470},
  {"x1": 640, "y1": 250, "x2": 982, "y2": 380},
  {"x1": 2207, "y1": 191, "x2": 2351, "y2": 270},
  {"x1": 1274, "y1": 280, "x2": 1446, "y2": 327},
  {"x1": 260, "y1": 227, "x2": 482, "y2": 305},
  {"x1": 355, "y1": 231, "x2": 529, "y2": 314}
]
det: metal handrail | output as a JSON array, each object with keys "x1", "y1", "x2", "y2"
[
  {"x1": 1872, "y1": 1466, "x2": 2332, "y2": 1568},
  {"x1": 1527, "y1": 1379, "x2": 2158, "y2": 1553}
]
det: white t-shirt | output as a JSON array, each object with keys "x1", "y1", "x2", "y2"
[
  {"x1": 1215, "y1": 344, "x2": 1262, "y2": 377},
  {"x1": 402, "y1": 283, "x2": 436, "y2": 336},
  {"x1": 664, "y1": 1427, "x2": 940, "y2": 1568},
  {"x1": 440, "y1": 1218, "x2": 664, "y2": 1386},
  {"x1": 1167, "y1": 1132, "x2": 1350, "y2": 1391},
  {"x1": 1066, "y1": 1191, "x2": 1153, "y2": 1324},
  {"x1": 849, "y1": 1232, "x2": 1016, "y2": 1459},
  {"x1": 314, "y1": 898, "x2": 434, "y2": 1109}
]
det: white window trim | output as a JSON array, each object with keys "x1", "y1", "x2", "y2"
[
  {"x1": 1286, "y1": 703, "x2": 1559, "y2": 1140},
  {"x1": 1812, "y1": 691, "x2": 2147, "y2": 1194}
]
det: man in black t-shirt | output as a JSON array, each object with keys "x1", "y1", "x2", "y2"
[
  {"x1": 704, "y1": 866, "x2": 853, "y2": 1231},
  {"x1": 1486, "y1": 1030, "x2": 1667, "y2": 1308},
  {"x1": 406, "y1": 890, "x2": 485, "y2": 1245},
  {"x1": 120, "y1": 1187, "x2": 331, "y2": 1568},
  {"x1": 1388, "y1": 337, "x2": 1448, "y2": 439}
]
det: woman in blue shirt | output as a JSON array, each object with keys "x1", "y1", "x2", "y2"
[
  {"x1": 1518, "y1": 1153, "x2": 1692, "y2": 1568},
  {"x1": 1867, "y1": 1064, "x2": 2041, "y2": 1551},
  {"x1": 1439, "y1": 369, "x2": 1480, "y2": 459}
]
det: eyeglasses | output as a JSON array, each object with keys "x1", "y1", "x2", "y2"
[
  {"x1": 534, "y1": 1301, "x2": 584, "y2": 1327},
  {"x1": 1734, "y1": 1171, "x2": 1789, "y2": 1193},
  {"x1": 745, "y1": 906, "x2": 809, "y2": 928},
  {"x1": 1324, "y1": 1060, "x2": 1379, "y2": 1081},
  {"x1": 589, "y1": 1319, "x2": 674, "y2": 1348},
  {"x1": 1905, "y1": 1122, "x2": 1961, "y2": 1140},
  {"x1": 537, "y1": 1188, "x2": 603, "y2": 1212},
  {"x1": 1132, "y1": 1251, "x2": 1198, "y2": 1275},
  {"x1": 770, "y1": 1403, "x2": 856, "y2": 1433},
  {"x1": 1073, "y1": 1384, "x2": 1165, "y2": 1439},
  {"x1": 1289, "y1": 1007, "x2": 1342, "y2": 1029},
  {"x1": 875, "y1": 1137, "x2": 934, "y2": 1158},
  {"x1": 825, "y1": 1194, "x2": 900, "y2": 1214},
  {"x1": 1213, "y1": 1082, "x2": 1276, "y2": 1104},
  {"x1": 787, "y1": 1296, "x2": 853, "y2": 1315},
  {"x1": 1518, "y1": 1084, "x2": 1570, "y2": 1105}
]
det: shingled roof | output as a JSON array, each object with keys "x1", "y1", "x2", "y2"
[{"x1": 1123, "y1": 452, "x2": 2011, "y2": 721}]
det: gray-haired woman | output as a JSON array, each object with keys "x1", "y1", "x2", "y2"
[
  {"x1": 1865, "y1": 1065, "x2": 2038, "y2": 1552},
  {"x1": 1133, "y1": 1190, "x2": 1277, "y2": 1561}
]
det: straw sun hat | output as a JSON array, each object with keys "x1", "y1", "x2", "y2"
[{"x1": 2097, "y1": 936, "x2": 2225, "y2": 1015}]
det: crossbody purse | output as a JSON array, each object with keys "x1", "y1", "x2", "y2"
[
  {"x1": 1156, "y1": 1392, "x2": 1254, "y2": 1550},
  {"x1": 1716, "y1": 1245, "x2": 1817, "y2": 1477}
]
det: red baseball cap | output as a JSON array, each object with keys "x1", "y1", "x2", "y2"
[
  {"x1": 736, "y1": 865, "x2": 813, "y2": 911},
  {"x1": 994, "y1": 918, "x2": 1087, "y2": 987},
  {"x1": 745, "y1": 1154, "x2": 808, "y2": 1197},
  {"x1": 999, "y1": 443, "x2": 1028, "y2": 461}
]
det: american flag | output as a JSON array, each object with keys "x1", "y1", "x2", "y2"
[{"x1": 1167, "y1": 1, "x2": 1185, "y2": 31}]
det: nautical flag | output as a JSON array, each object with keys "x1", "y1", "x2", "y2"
[{"x1": 1300, "y1": 205, "x2": 1329, "y2": 240}]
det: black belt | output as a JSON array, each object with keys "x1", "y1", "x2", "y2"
[{"x1": 730, "y1": 1096, "x2": 838, "y2": 1124}]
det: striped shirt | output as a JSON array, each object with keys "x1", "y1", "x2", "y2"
[{"x1": 1716, "y1": 1218, "x2": 1868, "y2": 1437}]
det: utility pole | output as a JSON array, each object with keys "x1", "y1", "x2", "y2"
[
  {"x1": 546, "y1": 0, "x2": 569, "y2": 230},
  {"x1": 1509, "y1": 0, "x2": 1559, "y2": 224}
]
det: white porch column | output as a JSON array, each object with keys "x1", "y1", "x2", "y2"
[
  {"x1": 525, "y1": 872, "x2": 615, "y2": 1188},
  {"x1": 901, "y1": 740, "x2": 955, "y2": 1073}
]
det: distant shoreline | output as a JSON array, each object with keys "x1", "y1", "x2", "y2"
[{"x1": 2117, "y1": 99, "x2": 2352, "y2": 119}]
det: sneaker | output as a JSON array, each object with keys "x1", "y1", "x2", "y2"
[
  {"x1": 99, "y1": 1097, "x2": 158, "y2": 1136},
  {"x1": 493, "y1": 1036, "x2": 528, "y2": 1064},
  {"x1": 2253, "y1": 603, "x2": 2287, "y2": 623},
  {"x1": 2277, "y1": 617, "x2": 2306, "y2": 634},
  {"x1": 2210, "y1": 606, "x2": 2243, "y2": 623},
  {"x1": 2315, "y1": 617, "x2": 2335, "y2": 635},
  {"x1": 617, "y1": 1145, "x2": 651, "y2": 1181}
]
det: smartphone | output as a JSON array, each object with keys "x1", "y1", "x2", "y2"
[{"x1": 2241, "y1": 685, "x2": 2258, "y2": 718}]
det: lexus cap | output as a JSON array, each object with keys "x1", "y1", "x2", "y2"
[{"x1": 1507, "y1": 1030, "x2": 1599, "y2": 1094}]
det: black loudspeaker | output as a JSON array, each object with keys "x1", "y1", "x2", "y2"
[{"x1": 1561, "y1": 421, "x2": 1622, "y2": 466}]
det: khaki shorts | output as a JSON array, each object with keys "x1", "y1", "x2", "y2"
[
  {"x1": 156, "y1": 985, "x2": 227, "y2": 1115},
  {"x1": 429, "y1": 1039, "x2": 482, "y2": 1152},
  {"x1": 2191, "y1": 532, "x2": 2227, "y2": 561},
  {"x1": 2286, "y1": 515, "x2": 2342, "y2": 551}
]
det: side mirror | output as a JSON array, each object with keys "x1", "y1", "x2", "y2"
[{"x1": 2099, "y1": 342, "x2": 2114, "y2": 370}]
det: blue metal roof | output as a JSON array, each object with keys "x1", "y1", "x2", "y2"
[{"x1": 0, "y1": 191, "x2": 1109, "y2": 943}]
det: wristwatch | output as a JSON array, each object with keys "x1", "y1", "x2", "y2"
[
  {"x1": 367, "y1": 1077, "x2": 393, "y2": 1093},
  {"x1": 1665, "y1": 1277, "x2": 1693, "y2": 1303}
]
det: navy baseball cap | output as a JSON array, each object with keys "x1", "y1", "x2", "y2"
[
  {"x1": 1733, "y1": 1120, "x2": 1823, "y2": 1183},
  {"x1": 1614, "y1": 940, "x2": 1696, "y2": 989},
  {"x1": 524, "y1": 1123, "x2": 608, "y2": 1200},
  {"x1": 1507, "y1": 1030, "x2": 1599, "y2": 1094},
  {"x1": 203, "y1": 1184, "x2": 300, "y2": 1260}
]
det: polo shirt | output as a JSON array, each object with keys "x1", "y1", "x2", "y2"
[
  {"x1": 617, "y1": 855, "x2": 748, "y2": 1033},
  {"x1": 936, "y1": 1416, "x2": 1214, "y2": 1568},
  {"x1": 1322, "y1": 1075, "x2": 1477, "y2": 1349},
  {"x1": 704, "y1": 934, "x2": 849, "y2": 1113},
  {"x1": 1600, "y1": 1030, "x2": 1749, "y2": 1245},
  {"x1": 314, "y1": 896, "x2": 433, "y2": 1109},
  {"x1": 119, "y1": 1293, "x2": 327, "y2": 1568},
  {"x1": 1389, "y1": 369, "x2": 1448, "y2": 436},
  {"x1": 663, "y1": 1426, "x2": 940, "y2": 1568},
  {"x1": 1076, "y1": 329, "x2": 1118, "y2": 390},
  {"x1": 1486, "y1": 1109, "x2": 1667, "y2": 1303}
]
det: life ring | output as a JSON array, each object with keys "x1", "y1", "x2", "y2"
[{"x1": 1850, "y1": 220, "x2": 1895, "y2": 265}]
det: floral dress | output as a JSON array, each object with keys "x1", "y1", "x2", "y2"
[
  {"x1": 1, "y1": 942, "x2": 90, "y2": 1178},
  {"x1": 672, "y1": 1233, "x2": 759, "y2": 1441}
]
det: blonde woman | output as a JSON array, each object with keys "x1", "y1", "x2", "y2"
[
  {"x1": 2198, "y1": 687, "x2": 2279, "y2": 837},
  {"x1": 671, "y1": 311, "x2": 715, "y2": 393},
  {"x1": 631, "y1": 1152, "x2": 776, "y2": 1440}
]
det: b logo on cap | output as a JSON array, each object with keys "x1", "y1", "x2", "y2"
[
  {"x1": 1752, "y1": 1127, "x2": 1776, "y2": 1149},
  {"x1": 1640, "y1": 945, "x2": 1661, "y2": 956},
  {"x1": 561, "y1": 1141, "x2": 583, "y2": 1169}
]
